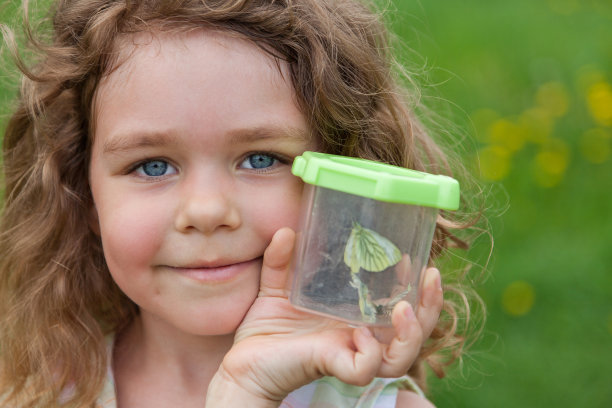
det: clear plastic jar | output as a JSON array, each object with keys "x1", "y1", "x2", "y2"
[{"x1": 289, "y1": 152, "x2": 459, "y2": 326}]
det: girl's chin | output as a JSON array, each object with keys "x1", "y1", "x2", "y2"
[
  {"x1": 179, "y1": 301, "x2": 256, "y2": 337},
  {"x1": 133, "y1": 281, "x2": 259, "y2": 338}
]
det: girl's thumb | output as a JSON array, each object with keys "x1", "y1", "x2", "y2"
[{"x1": 259, "y1": 227, "x2": 296, "y2": 297}]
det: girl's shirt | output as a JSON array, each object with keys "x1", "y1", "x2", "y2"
[{"x1": 95, "y1": 336, "x2": 425, "y2": 408}]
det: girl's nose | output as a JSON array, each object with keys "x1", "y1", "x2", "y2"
[{"x1": 174, "y1": 187, "x2": 241, "y2": 234}]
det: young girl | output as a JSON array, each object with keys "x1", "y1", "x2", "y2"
[{"x1": 0, "y1": 1, "x2": 480, "y2": 407}]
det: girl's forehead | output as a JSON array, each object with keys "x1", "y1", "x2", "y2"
[
  {"x1": 95, "y1": 28, "x2": 294, "y2": 110},
  {"x1": 105, "y1": 28, "x2": 289, "y2": 82},
  {"x1": 92, "y1": 28, "x2": 298, "y2": 138}
]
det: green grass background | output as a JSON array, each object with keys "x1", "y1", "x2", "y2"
[
  {"x1": 387, "y1": 1, "x2": 612, "y2": 407},
  {"x1": 2, "y1": 1, "x2": 611, "y2": 407}
]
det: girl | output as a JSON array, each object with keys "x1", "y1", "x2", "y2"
[{"x1": 1, "y1": 0, "x2": 481, "y2": 406}]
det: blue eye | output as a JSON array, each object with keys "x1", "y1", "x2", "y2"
[
  {"x1": 242, "y1": 153, "x2": 278, "y2": 170},
  {"x1": 136, "y1": 160, "x2": 176, "y2": 177}
]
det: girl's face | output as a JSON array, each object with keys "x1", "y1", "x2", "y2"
[{"x1": 89, "y1": 30, "x2": 313, "y2": 336}]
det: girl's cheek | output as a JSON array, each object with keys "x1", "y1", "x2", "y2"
[
  {"x1": 247, "y1": 188, "x2": 303, "y2": 236},
  {"x1": 99, "y1": 202, "x2": 166, "y2": 270}
]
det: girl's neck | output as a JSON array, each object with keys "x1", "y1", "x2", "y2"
[{"x1": 112, "y1": 313, "x2": 235, "y2": 406}]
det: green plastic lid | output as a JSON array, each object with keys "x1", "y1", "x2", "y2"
[{"x1": 292, "y1": 151, "x2": 460, "y2": 210}]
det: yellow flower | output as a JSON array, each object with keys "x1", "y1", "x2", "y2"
[
  {"x1": 502, "y1": 281, "x2": 535, "y2": 317},
  {"x1": 519, "y1": 107, "x2": 554, "y2": 144},
  {"x1": 476, "y1": 146, "x2": 511, "y2": 181},
  {"x1": 532, "y1": 138, "x2": 570, "y2": 187},
  {"x1": 587, "y1": 81, "x2": 612, "y2": 127},
  {"x1": 488, "y1": 118, "x2": 526, "y2": 152}
]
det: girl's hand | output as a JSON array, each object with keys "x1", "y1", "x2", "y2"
[{"x1": 206, "y1": 228, "x2": 443, "y2": 406}]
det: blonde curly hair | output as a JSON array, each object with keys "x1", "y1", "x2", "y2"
[{"x1": 0, "y1": 0, "x2": 485, "y2": 406}]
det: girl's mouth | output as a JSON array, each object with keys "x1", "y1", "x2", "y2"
[{"x1": 167, "y1": 257, "x2": 263, "y2": 284}]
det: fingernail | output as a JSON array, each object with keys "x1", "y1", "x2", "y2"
[
  {"x1": 404, "y1": 303, "x2": 416, "y2": 321},
  {"x1": 426, "y1": 268, "x2": 440, "y2": 289},
  {"x1": 421, "y1": 269, "x2": 441, "y2": 308},
  {"x1": 359, "y1": 326, "x2": 373, "y2": 338},
  {"x1": 435, "y1": 272, "x2": 442, "y2": 291}
]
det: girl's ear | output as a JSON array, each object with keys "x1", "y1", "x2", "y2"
[{"x1": 89, "y1": 204, "x2": 101, "y2": 236}]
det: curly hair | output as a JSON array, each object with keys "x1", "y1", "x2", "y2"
[{"x1": 0, "y1": 0, "x2": 485, "y2": 406}]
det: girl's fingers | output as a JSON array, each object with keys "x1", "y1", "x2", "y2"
[
  {"x1": 376, "y1": 301, "x2": 423, "y2": 377},
  {"x1": 256, "y1": 234, "x2": 443, "y2": 383},
  {"x1": 259, "y1": 227, "x2": 296, "y2": 297},
  {"x1": 317, "y1": 327, "x2": 382, "y2": 386},
  {"x1": 375, "y1": 269, "x2": 443, "y2": 377},
  {"x1": 416, "y1": 267, "x2": 443, "y2": 341}
]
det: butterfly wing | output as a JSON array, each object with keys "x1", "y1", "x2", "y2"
[
  {"x1": 343, "y1": 225, "x2": 361, "y2": 274},
  {"x1": 355, "y1": 225, "x2": 402, "y2": 272},
  {"x1": 343, "y1": 222, "x2": 402, "y2": 323},
  {"x1": 344, "y1": 222, "x2": 401, "y2": 273}
]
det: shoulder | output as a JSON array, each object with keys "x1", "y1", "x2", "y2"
[{"x1": 395, "y1": 390, "x2": 436, "y2": 408}]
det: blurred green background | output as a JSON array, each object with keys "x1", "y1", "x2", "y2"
[
  {"x1": 387, "y1": 1, "x2": 612, "y2": 407},
  {"x1": 1, "y1": 0, "x2": 611, "y2": 407}
]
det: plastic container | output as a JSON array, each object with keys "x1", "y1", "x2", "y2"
[{"x1": 289, "y1": 151, "x2": 460, "y2": 326}]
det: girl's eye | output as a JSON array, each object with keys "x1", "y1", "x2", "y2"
[
  {"x1": 134, "y1": 160, "x2": 177, "y2": 178},
  {"x1": 240, "y1": 153, "x2": 279, "y2": 170}
]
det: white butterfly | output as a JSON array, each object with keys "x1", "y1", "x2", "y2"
[
  {"x1": 344, "y1": 221, "x2": 402, "y2": 274},
  {"x1": 343, "y1": 222, "x2": 403, "y2": 323}
]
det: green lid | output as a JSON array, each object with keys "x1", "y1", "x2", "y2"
[{"x1": 292, "y1": 151, "x2": 460, "y2": 210}]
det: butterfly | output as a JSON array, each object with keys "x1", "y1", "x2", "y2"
[
  {"x1": 343, "y1": 221, "x2": 403, "y2": 323},
  {"x1": 344, "y1": 221, "x2": 402, "y2": 274}
]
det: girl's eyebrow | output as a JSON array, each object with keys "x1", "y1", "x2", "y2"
[
  {"x1": 227, "y1": 125, "x2": 309, "y2": 145},
  {"x1": 102, "y1": 126, "x2": 308, "y2": 155},
  {"x1": 102, "y1": 131, "x2": 179, "y2": 154}
]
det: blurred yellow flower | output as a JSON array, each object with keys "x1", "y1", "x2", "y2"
[
  {"x1": 579, "y1": 128, "x2": 611, "y2": 164},
  {"x1": 532, "y1": 138, "x2": 570, "y2": 187},
  {"x1": 477, "y1": 145, "x2": 511, "y2": 181},
  {"x1": 535, "y1": 82, "x2": 570, "y2": 118},
  {"x1": 536, "y1": 150, "x2": 568, "y2": 175},
  {"x1": 587, "y1": 81, "x2": 612, "y2": 126},
  {"x1": 488, "y1": 118, "x2": 526, "y2": 152},
  {"x1": 519, "y1": 107, "x2": 554, "y2": 144},
  {"x1": 502, "y1": 281, "x2": 535, "y2": 317}
]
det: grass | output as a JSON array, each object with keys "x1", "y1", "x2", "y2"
[{"x1": 387, "y1": 1, "x2": 612, "y2": 406}]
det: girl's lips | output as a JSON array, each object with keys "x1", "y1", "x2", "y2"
[{"x1": 168, "y1": 257, "x2": 262, "y2": 284}]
